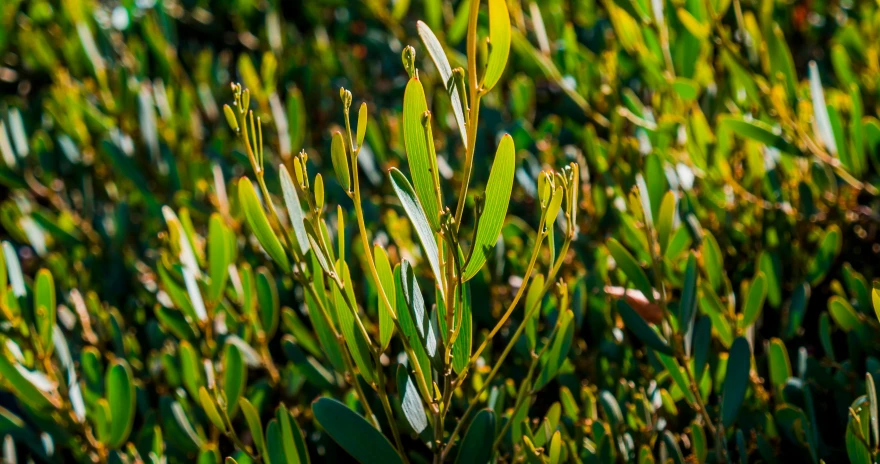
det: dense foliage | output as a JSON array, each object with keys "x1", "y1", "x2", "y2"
[{"x1": 1, "y1": 0, "x2": 880, "y2": 463}]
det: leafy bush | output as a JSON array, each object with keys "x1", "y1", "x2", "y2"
[{"x1": 1, "y1": 0, "x2": 880, "y2": 463}]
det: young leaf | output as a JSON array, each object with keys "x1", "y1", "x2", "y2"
[
  {"x1": 333, "y1": 262, "x2": 374, "y2": 384},
  {"x1": 656, "y1": 353, "x2": 696, "y2": 406},
  {"x1": 483, "y1": 0, "x2": 511, "y2": 91},
  {"x1": 463, "y1": 135, "x2": 515, "y2": 281},
  {"x1": 199, "y1": 387, "x2": 228, "y2": 434},
  {"x1": 240, "y1": 398, "x2": 266, "y2": 457},
  {"x1": 719, "y1": 116, "x2": 796, "y2": 154},
  {"x1": 607, "y1": 238, "x2": 655, "y2": 303},
  {"x1": 767, "y1": 338, "x2": 790, "y2": 395},
  {"x1": 451, "y1": 280, "x2": 472, "y2": 374},
  {"x1": 356, "y1": 102, "x2": 368, "y2": 149},
  {"x1": 239, "y1": 177, "x2": 291, "y2": 273},
  {"x1": 312, "y1": 397, "x2": 403, "y2": 464},
  {"x1": 402, "y1": 78, "x2": 441, "y2": 231},
  {"x1": 828, "y1": 296, "x2": 859, "y2": 331},
  {"x1": 331, "y1": 131, "x2": 350, "y2": 192},
  {"x1": 721, "y1": 337, "x2": 752, "y2": 427}
]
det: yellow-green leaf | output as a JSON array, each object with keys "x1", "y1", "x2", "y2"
[
  {"x1": 239, "y1": 177, "x2": 291, "y2": 273},
  {"x1": 483, "y1": 0, "x2": 512, "y2": 91},
  {"x1": 463, "y1": 135, "x2": 515, "y2": 281},
  {"x1": 402, "y1": 77, "x2": 441, "y2": 231}
]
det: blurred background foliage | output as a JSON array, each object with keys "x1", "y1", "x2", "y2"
[{"x1": 1, "y1": 0, "x2": 880, "y2": 463}]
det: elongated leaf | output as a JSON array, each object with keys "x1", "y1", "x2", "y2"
[
  {"x1": 535, "y1": 310, "x2": 575, "y2": 390},
  {"x1": 256, "y1": 269, "x2": 280, "y2": 338},
  {"x1": 395, "y1": 262, "x2": 433, "y2": 389},
  {"x1": 106, "y1": 360, "x2": 136, "y2": 448},
  {"x1": 618, "y1": 300, "x2": 671, "y2": 355},
  {"x1": 331, "y1": 131, "x2": 350, "y2": 192},
  {"x1": 721, "y1": 337, "x2": 751, "y2": 427},
  {"x1": 456, "y1": 409, "x2": 496, "y2": 464},
  {"x1": 223, "y1": 342, "x2": 246, "y2": 416},
  {"x1": 739, "y1": 272, "x2": 767, "y2": 329},
  {"x1": 702, "y1": 231, "x2": 723, "y2": 291},
  {"x1": 389, "y1": 168, "x2": 443, "y2": 299},
  {"x1": 277, "y1": 405, "x2": 303, "y2": 464},
  {"x1": 357, "y1": 102, "x2": 368, "y2": 148},
  {"x1": 374, "y1": 245, "x2": 395, "y2": 351},
  {"x1": 417, "y1": 21, "x2": 467, "y2": 145},
  {"x1": 397, "y1": 366, "x2": 428, "y2": 434},
  {"x1": 657, "y1": 353, "x2": 697, "y2": 405},
  {"x1": 809, "y1": 61, "x2": 838, "y2": 155},
  {"x1": 607, "y1": 238, "x2": 655, "y2": 302},
  {"x1": 679, "y1": 252, "x2": 697, "y2": 346},
  {"x1": 402, "y1": 78, "x2": 441, "y2": 231},
  {"x1": 657, "y1": 191, "x2": 676, "y2": 255},
  {"x1": 767, "y1": 338, "x2": 791, "y2": 395},
  {"x1": 34, "y1": 269, "x2": 55, "y2": 356},
  {"x1": 312, "y1": 397, "x2": 403, "y2": 464},
  {"x1": 463, "y1": 135, "x2": 515, "y2": 281},
  {"x1": 333, "y1": 262, "x2": 374, "y2": 384},
  {"x1": 240, "y1": 398, "x2": 265, "y2": 457},
  {"x1": 280, "y1": 165, "x2": 311, "y2": 256},
  {"x1": 207, "y1": 214, "x2": 231, "y2": 303},
  {"x1": 239, "y1": 177, "x2": 291, "y2": 273},
  {"x1": 199, "y1": 387, "x2": 228, "y2": 434},
  {"x1": 452, "y1": 280, "x2": 472, "y2": 374},
  {"x1": 828, "y1": 296, "x2": 859, "y2": 331},
  {"x1": 483, "y1": 0, "x2": 511, "y2": 91},
  {"x1": 0, "y1": 348, "x2": 59, "y2": 410},
  {"x1": 720, "y1": 116, "x2": 795, "y2": 154}
]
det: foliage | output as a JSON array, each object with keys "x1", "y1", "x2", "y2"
[{"x1": 0, "y1": 0, "x2": 879, "y2": 463}]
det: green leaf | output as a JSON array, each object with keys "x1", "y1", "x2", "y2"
[
  {"x1": 483, "y1": 0, "x2": 511, "y2": 91},
  {"x1": 240, "y1": 398, "x2": 265, "y2": 457},
  {"x1": 356, "y1": 102, "x2": 368, "y2": 149},
  {"x1": 331, "y1": 131, "x2": 350, "y2": 192},
  {"x1": 535, "y1": 310, "x2": 575, "y2": 390},
  {"x1": 389, "y1": 168, "x2": 443, "y2": 299},
  {"x1": 239, "y1": 177, "x2": 291, "y2": 273},
  {"x1": 106, "y1": 359, "x2": 136, "y2": 448},
  {"x1": 280, "y1": 165, "x2": 311, "y2": 256},
  {"x1": 702, "y1": 230, "x2": 724, "y2": 291},
  {"x1": 679, "y1": 252, "x2": 698, "y2": 345},
  {"x1": 34, "y1": 268, "x2": 55, "y2": 356},
  {"x1": 463, "y1": 135, "x2": 515, "y2": 281},
  {"x1": 417, "y1": 21, "x2": 467, "y2": 145},
  {"x1": 333, "y1": 262, "x2": 374, "y2": 384},
  {"x1": 397, "y1": 366, "x2": 428, "y2": 434},
  {"x1": 867, "y1": 373, "x2": 879, "y2": 447},
  {"x1": 0, "y1": 344, "x2": 59, "y2": 410},
  {"x1": 617, "y1": 300, "x2": 671, "y2": 355},
  {"x1": 739, "y1": 272, "x2": 767, "y2": 329},
  {"x1": 766, "y1": 23, "x2": 797, "y2": 100},
  {"x1": 402, "y1": 77, "x2": 441, "y2": 231},
  {"x1": 456, "y1": 409, "x2": 496, "y2": 464},
  {"x1": 179, "y1": 340, "x2": 204, "y2": 400},
  {"x1": 828, "y1": 296, "x2": 859, "y2": 331},
  {"x1": 395, "y1": 262, "x2": 433, "y2": 389},
  {"x1": 807, "y1": 225, "x2": 841, "y2": 285},
  {"x1": 721, "y1": 337, "x2": 751, "y2": 428},
  {"x1": 607, "y1": 238, "x2": 654, "y2": 302},
  {"x1": 199, "y1": 387, "x2": 228, "y2": 434},
  {"x1": 657, "y1": 353, "x2": 697, "y2": 406},
  {"x1": 719, "y1": 115, "x2": 796, "y2": 154},
  {"x1": 374, "y1": 245, "x2": 396, "y2": 351},
  {"x1": 451, "y1": 280, "x2": 472, "y2": 374},
  {"x1": 847, "y1": 397, "x2": 872, "y2": 464},
  {"x1": 312, "y1": 397, "x2": 403, "y2": 464},
  {"x1": 207, "y1": 214, "x2": 231, "y2": 303},
  {"x1": 256, "y1": 269, "x2": 280, "y2": 339},
  {"x1": 223, "y1": 342, "x2": 247, "y2": 416},
  {"x1": 656, "y1": 191, "x2": 676, "y2": 255},
  {"x1": 767, "y1": 338, "x2": 791, "y2": 395},
  {"x1": 874, "y1": 281, "x2": 880, "y2": 325},
  {"x1": 672, "y1": 78, "x2": 699, "y2": 101},
  {"x1": 277, "y1": 405, "x2": 303, "y2": 464}
]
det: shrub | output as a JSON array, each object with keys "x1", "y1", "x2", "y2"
[{"x1": 0, "y1": 0, "x2": 879, "y2": 463}]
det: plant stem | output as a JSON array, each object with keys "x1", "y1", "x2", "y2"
[
  {"x1": 453, "y1": 0, "x2": 484, "y2": 229},
  {"x1": 440, "y1": 238, "x2": 571, "y2": 460}
]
